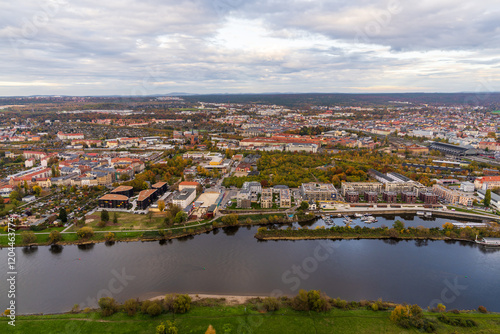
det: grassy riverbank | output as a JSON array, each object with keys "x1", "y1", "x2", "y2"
[
  {"x1": 0, "y1": 213, "x2": 288, "y2": 247},
  {"x1": 255, "y1": 223, "x2": 500, "y2": 241},
  {"x1": 2, "y1": 303, "x2": 499, "y2": 333}
]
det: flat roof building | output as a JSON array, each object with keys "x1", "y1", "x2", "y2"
[
  {"x1": 300, "y1": 182, "x2": 337, "y2": 201},
  {"x1": 172, "y1": 188, "x2": 196, "y2": 209}
]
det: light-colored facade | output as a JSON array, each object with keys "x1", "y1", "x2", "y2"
[
  {"x1": 172, "y1": 188, "x2": 196, "y2": 209},
  {"x1": 341, "y1": 182, "x2": 382, "y2": 196},
  {"x1": 301, "y1": 182, "x2": 337, "y2": 201},
  {"x1": 279, "y1": 188, "x2": 291, "y2": 208},
  {"x1": 261, "y1": 188, "x2": 273, "y2": 208}
]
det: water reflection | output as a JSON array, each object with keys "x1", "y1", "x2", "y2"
[
  {"x1": 77, "y1": 243, "x2": 94, "y2": 251},
  {"x1": 222, "y1": 226, "x2": 239, "y2": 236},
  {"x1": 49, "y1": 245, "x2": 63, "y2": 254},
  {"x1": 22, "y1": 246, "x2": 38, "y2": 255}
]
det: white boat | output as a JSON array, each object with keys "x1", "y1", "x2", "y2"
[
  {"x1": 475, "y1": 235, "x2": 500, "y2": 247},
  {"x1": 424, "y1": 212, "x2": 432, "y2": 218},
  {"x1": 343, "y1": 218, "x2": 352, "y2": 224},
  {"x1": 416, "y1": 211, "x2": 425, "y2": 216},
  {"x1": 354, "y1": 213, "x2": 363, "y2": 218}
]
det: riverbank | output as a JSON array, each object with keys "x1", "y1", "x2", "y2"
[
  {"x1": 2, "y1": 302, "x2": 499, "y2": 333},
  {"x1": 254, "y1": 224, "x2": 500, "y2": 242},
  {"x1": 0, "y1": 213, "x2": 289, "y2": 248}
]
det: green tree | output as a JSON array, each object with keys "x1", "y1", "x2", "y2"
[
  {"x1": 299, "y1": 201, "x2": 309, "y2": 211},
  {"x1": 9, "y1": 190, "x2": 21, "y2": 201},
  {"x1": 59, "y1": 207, "x2": 68, "y2": 223},
  {"x1": 77, "y1": 226, "x2": 94, "y2": 239},
  {"x1": 101, "y1": 210, "x2": 110, "y2": 222},
  {"x1": 174, "y1": 211, "x2": 187, "y2": 224},
  {"x1": 21, "y1": 231, "x2": 37, "y2": 244},
  {"x1": 113, "y1": 212, "x2": 118, "y2": 224},
  {"x1": 98, "y1": 297, "x2": 118, "y2": 317},
  {"x1": 32, "y1": 185, "x2": 42, "y2": 197},
  {"x1": 393, "y1": 220, "x2": 405, "y2": 230},
  {"x1": 484, "y1": 189, "x2": 491, "y2": 207},
  {"x1": 158, "y1": 200, "x2": 165, "y2": 212},
  {"x1": 48, "y1": 230, "x2": 62, "y2": 244}
]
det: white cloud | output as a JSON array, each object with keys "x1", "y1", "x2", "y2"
[{"x1": 1, "y1": 0, "x2": 500, "y2": 95}]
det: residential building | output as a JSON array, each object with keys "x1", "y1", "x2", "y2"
[
  {"x1": 474, "y1": 176, "x2": 500, "y2": 190},
  {"x1": 152, "y1": 181, "x2": 169, "y2": 196},
  {"x1": 261, "y1": 188, "x2": 273, "y2": 208},
  {"x1": 110, "y1": 185, "x2": 134, "y2": 198},
  {"x1": 137, "y1": 189, "x2": 158, "y2": 210},
  {"x1": 285, "y1": 143, "x2": 318, "y2": 153},
  {"x1": 300, "y1": 182, "x2": 337, "y2": 201},
  {"x1": 99, "y1": 194, "x2": 129, "y2": 209},
  {"x1": 401, "y1": 192, "x2": 416, "y2": 203},
  {"x1": 236, "y1": 189, "x2": 251, "y2": 208},
  {"x1": 341, "y1": 182, "x2": 382, "y2": 196},
  {"x1": 364, "y1": 191, "x2": 378, "y2": 203},
  {"x1": 345, "y1": 191, "x2": 359, "y2": 203},
  {"x1": 179, "y1": 181, "x2": 200, "y2": 191},
  {"x1": 279, "y1": 188, "x2": 291, "y2": 208},
  {"x1": 382, "y1": 191, "x2": 397, "y2": 203}
]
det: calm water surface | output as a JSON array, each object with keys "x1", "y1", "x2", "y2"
[{"x1": 1, "y1": 216, "x2": 499, "y2": 314}]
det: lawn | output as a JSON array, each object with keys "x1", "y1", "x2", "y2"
[
  {"x1": 2, "y1": 307, "x2": 499, "y2": 334},
  {"x1": 73, "y1": 212, "x2": 167, "y2": 231}
]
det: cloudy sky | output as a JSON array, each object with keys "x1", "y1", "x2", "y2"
[{"x1": 1, "y1": 0, "x2": 500, "y2": 96}]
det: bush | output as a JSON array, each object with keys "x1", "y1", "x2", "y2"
[
  {"x1": 141, "y1": 300, "x2": 153, "y2": 314},
  {"x1": 307, "y1": 290, "x2": 330, "y2": 312},
  {"x1": 147, "y1": 303, "x2": 163, "y2": 317},
  {"x1": 48, "y1": 230, "x2": 62, "y2": 244},
  {"x1": 263, "y1": 297, "x2": 280, "y2": 312},
  {"x1": 390, "y1": 304, "x2": 425, "y2": 329},
  {"x1": 104, "y1": 232, "x2": 115, "y2": 242},
  {"x1": 98, "y1": 297, "x2": 118, "y2": 316},
  {"x1": 97, "y1": 220, "x2": 107, "y2": 228},
  {"x1": 123, "y1": 298, "x2": 138, "y2": 316},
  {"x1": 331, "y1": 297, "x2": 348, "y2": 309},
  {"x1": 77, "y1": 226, "x2": 94, "y2": 239},
  {"x1": 173, "y1": 294, "x2": 191, "y2": 314},
  {"x1": 291, "y1": 289, "x2": 309, "y2": 311},
  {"x1": 156, "y1": 320, "x2": 178, "y2": 334},
  {"x1": 478, "y1": 305, "x2": 488, "y2": 313},
  {"x1": 21, "y1": 230, "x2": 37, "y2": 244},
  {"x1": 437, "y1": 314, "x2": 477, "y2": 327}
]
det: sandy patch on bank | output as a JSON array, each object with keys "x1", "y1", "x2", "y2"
[{"x1": 149, "y1": 294, "x2": 267, "y2": 305}]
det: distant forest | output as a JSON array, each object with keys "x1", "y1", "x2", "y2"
[{"x1": 183, "y1": 93, "x2": 500, "y2": 108}]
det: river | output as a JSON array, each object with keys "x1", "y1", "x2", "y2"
[{"x1": 1, "y1": 215, "x2": 499, "y2": 314}]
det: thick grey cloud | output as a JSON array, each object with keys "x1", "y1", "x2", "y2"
[{"x1": 0, "y1": 0, "x2": 499, "y2": 95}]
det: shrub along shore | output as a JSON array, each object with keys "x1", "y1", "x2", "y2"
[
  {"x1": 3, "y1": 214, "x2": 499, "y2": 248},
  {"x1": 2, "y1": 290, "x2": 498, "y2": 333},
  {"x1": 255, "y1": 220, "x2": 500, "y2": 242}
]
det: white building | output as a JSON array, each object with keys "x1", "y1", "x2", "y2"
[
  {"x1": 172, "y1": 188, "x2": 196, "y2": 209},
  {"x1": 459, "y1": 181, "x2": 475, "y2": 192}
]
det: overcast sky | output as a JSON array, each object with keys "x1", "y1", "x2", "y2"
[{"x1": 2, "y1": 0, "x2": 500, "y2": 96}]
